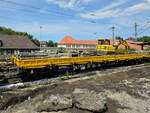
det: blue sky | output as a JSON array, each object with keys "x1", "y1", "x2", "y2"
[{"x1": 0, "y1": 0, "x2": 150, "y2": 42}]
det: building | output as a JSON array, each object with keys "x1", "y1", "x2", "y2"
[
  {"x1": 58, "y1": 36, "x2": 145, "y2": 51},
  {"x1": 0, "y1": 35, "x2": 39, "y2": 55},
  {"x1": 40, "y1": 41, "x2": 49, "y2": 47},
  {"x1": 58, "y1": 36, "x2": 97, "y2": 50}
]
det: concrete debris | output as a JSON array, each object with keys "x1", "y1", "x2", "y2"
[
  {"x1": 73, "y1": 88, "x2": 107, "y2": 112},
  {"x1": 37, "y1": 94, "x2": 72, "y2": 112},
  {"x1": 137, "y1": 78, "x2": 150, "y2": 83},
  {"x1": 105, "y1": 90, "x2": 150, "y2": 113}
]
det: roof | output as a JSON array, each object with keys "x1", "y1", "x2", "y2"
[
  {"x1": 58, "y1": 36, "x2": 98, "y2": 45},
  {"x1": 0, "y1": 35, "x2": 39, "y2": 49}
]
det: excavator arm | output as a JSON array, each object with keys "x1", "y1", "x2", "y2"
[{"x1": 115, "y1": 37, "x2": 130, "y2": 53}]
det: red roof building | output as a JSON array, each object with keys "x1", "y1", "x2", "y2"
[
  {"x1": 58, "y1": 36, "x2": 98, "y2": 50},
  {"x1": 58, "y1": 36, "x2": 145, "y2": 50}
]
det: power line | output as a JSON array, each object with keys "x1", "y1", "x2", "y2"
[
  {"x1": 138, "y1": 26, "x2": 150, "y2": 35},
  {"x1": 137, "y1": 21, "x2": 150, "y2": 33},
  {"x1": 0, "y1": 5, "x2": 72, "y2": 22},
  {"x1": 0, "y1": 15, "x2": 33, "y2": 24},
  {"x1": 130, "y1": 22, "x2": 150, "y2": 36},
  {"x1": 0, "y1": 5, "x2": 67, "y2": 17},
  {"x1": 0, "y1": 0, "x2": 74, "y2": 17}
]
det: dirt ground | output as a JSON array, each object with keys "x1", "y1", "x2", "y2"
[{"x1": 0, "y1": 64, "x2": 150, "y2": 113}]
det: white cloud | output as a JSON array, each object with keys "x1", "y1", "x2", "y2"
[
  {"x1": 101, "y1": 0, "x2": 127, "y2": 11},
  {"x1": 80, "y1": 0, "x2": 127, "y2": 19},
  {"x1": 47, "y1": 0, "x2": 74, "y2": 9},
  {"x1": 81, "y1": 8, "x2": 121, "y2": 19},
  {"x1": 80, "y1": 0, "x2": 150, "y2": 19},
  {"x1": 121, "y1": 0, "x2": 150, "y2": 16},
  {"x1": 47, "y1": 0, "x2": 97, "y2": 10},
  {"x1": 82, "y1": 0, "x2": 96, "y2": 3}
]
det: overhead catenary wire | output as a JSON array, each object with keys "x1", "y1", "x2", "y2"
[
  {"x1": 0, "y1": 5, "x2": 72, "y2": 23},
  {"x1": 136, "y1": 21, "x2": 150, "y2": 34},
  {"x1": 0, "y1": 5, "x2": 72, "y2": 18},
  {"x1": 0, "y1": 0, "x2": 74, "y2": 17},
  {"x1": 129, "y1": 22, "x2": 150, "y2": 36},
  {"x1": 138, "y1": 26, "x2": 150, "y2": 36}
]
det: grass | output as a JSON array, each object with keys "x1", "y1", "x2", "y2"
[
  {"x1": 144, "y1": 63, "x2": 150, "y2": 65},
  {"x1": 115, "y1": 48, "x2": 136, "y2": 54}
]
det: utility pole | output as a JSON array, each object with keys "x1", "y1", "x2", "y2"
[
  {"x1": 40, "y1": 26, "x2": 42, "y2": 51},
  {"x1": 134, "y1": 22, "x2": 138, "y2": 51},
  {"x1": 112, "y1": 25, "x2": 115, "y2": 45}
]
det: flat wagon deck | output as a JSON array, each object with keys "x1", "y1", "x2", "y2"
[{"x1": 12, "y1": 54, "x2": 150, "y2": 69}]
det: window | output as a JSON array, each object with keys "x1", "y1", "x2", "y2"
[
  {"x1": 76, "y1": 45, "x2": 80, "y2": 48},
  {"x1": 98, "y1": 39, "x2": 110, "y2": 45},
  {"x1": 83, "y1": 45, "x2": 86, "y2": 48},
  {"x1": 72, "y1": 44, "x2": 75, "y2": 48},
  {"x1": 66, "y1": 45, "x2": 71, "y2": 48}
]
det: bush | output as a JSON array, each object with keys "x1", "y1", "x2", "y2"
[
  {"x1": 115, "y1": 48, "x2": 128, "y2": 54},
  {"x1": 115, "y1": 48, "x2": 136, "y2": 54},
  {"x1": 58, "y1": 48, "x2": 68, "y2": 53},
  {"x1": 143, "y1": 47, "x2": 150, "y2": 51}
]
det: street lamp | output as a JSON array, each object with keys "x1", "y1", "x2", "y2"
[{"x1": 40, "y1": 26, "x2": 42, "y2": 50}]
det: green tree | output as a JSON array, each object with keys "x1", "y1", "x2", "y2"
[
  {"x1": 137, "y1": 36, "x2": 150, "y2": 42},
  {"x1": 48, "y1": 40, "x2": 57, "y2": 47},
  {"x1": 48, "y1": 40, "x2": 54, "y2": 47},
  {"x1": 54, "y1": 42, "x2": 58, "y2": 47},
  {"x1": 32, "y1": 38, "x2": 40, "y2": 46}
]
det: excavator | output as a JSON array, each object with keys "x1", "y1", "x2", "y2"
[{"x1": 97, "y1": 36, "x2": 130, "y2": 55}]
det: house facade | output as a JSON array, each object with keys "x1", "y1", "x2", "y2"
[
  {"x1": 40, "y1": 41, "x2": 49, "y2": 47},
  {"x1": 58, "y1": 36, "x2": 97, "y2": 50},
  {"x1": 0, "y1": 35, "x2": 39, "y2": 55}
]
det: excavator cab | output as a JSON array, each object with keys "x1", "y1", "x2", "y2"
[
  {"x1": 98, "y1": 39, "x2": 110, "y2": 45},
  {"x1": 97, "y1": 39, "x2": 115, "y2": 53}
]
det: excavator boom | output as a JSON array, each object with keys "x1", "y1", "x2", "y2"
[{"x1": 115, "y1": 37, "x2": 130, "y2": 53}]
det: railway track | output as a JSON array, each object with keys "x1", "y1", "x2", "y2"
[{"x1": 0, "y1": 64, "x2": 21, "y2": 85}]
